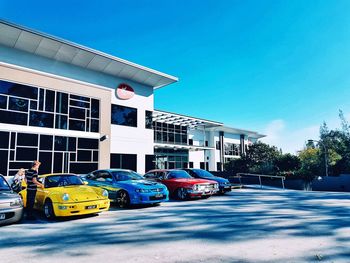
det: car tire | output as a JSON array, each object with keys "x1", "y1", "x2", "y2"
[
  {"x1": 117, "y1": 190, "x2": 130, "y2": 208},
  {"x1": 176, "y1": 188, "x2": 188, "y2": 201},
  {"x1": 44, "y1": 199, "x2": 55, "y2": 220}
]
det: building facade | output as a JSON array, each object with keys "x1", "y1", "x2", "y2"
[{"x1": 0, "y1": 20, "x2": 264, "y2": 176}]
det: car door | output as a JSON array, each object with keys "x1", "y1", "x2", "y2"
[{"x1": 35, "y1": 177, "x2": 47, "y2": 209}]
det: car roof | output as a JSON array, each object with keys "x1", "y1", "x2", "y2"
[
  {"x1": 94, "y1": 169, "x2": 135, "y2": 173},
  {"x1": 39, "y1": 173, "x2": 77, "y2": 178},
  {"x1": 146, "y1": 169, "x2": 185, "y2": 173}
]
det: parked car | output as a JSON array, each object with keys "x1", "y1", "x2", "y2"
[
  {"x1": 0, "y1": 174, "x2": 23, "y2": 225},
  {"x1": 182, "y1": 169, "x2": 232, "y2": 194},
  {"x1": 19, "y1": 173, "x2": 110, "y2": 219},
  {"x1": 81, "y1": 169, "x2": 169, "y2": 208},
  {"x1": 144, "y1": 169, "x2": 219, "y2": 200}
]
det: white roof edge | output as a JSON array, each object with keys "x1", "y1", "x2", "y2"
[
  {"x1": 213, "y1": 125, "x2": 266, "y2": 138},
  {"x1": 0, "y1": 19, "x2": 179, "y2": 83},
  {"x1": 154, "y1": 109, "x2": 223, "y2": 126}
]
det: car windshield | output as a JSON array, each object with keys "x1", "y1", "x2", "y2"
[
  {"x1": 192, "y1": 169, "x2": 215, "y2": 177},
  {"x1": 45, "y1": 174, "x2": 84, "y2": 188},
  {"x1": 167, "y1": 170, "x2": 192, "y2": 179},
  {"x1": 0, "y1": 176, "x2": 11, "y2": 191},
  {"x1": 111, "y1": 171, "x2": 144, "y2": 181}
]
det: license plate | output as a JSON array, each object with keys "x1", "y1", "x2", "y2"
[
  {"x1": 0, "y1": 213, "x2": 5, "y2": 220},
  {"x1": 85, "y1": 205, "x2": 97, "y2": 210},
  {"x1": 155, "y1": 194, "x2": 163, "y2": 198}
]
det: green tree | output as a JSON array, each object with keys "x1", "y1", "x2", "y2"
[{"x1": 274, "y1": 153, "x2": 301, "y2": 173}]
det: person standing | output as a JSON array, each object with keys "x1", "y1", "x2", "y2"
[{"x1": 25, "y1": 160, "x2": 44, "y2": 220}]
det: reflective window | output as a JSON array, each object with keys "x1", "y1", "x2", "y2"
[
  {"x1": 145, "y1": 110, "x2": 153, "y2": 129},
  {"x1": 110, "y1": 153, "x2": 137, "y2": 171},
  {"x1": 0, "y1": 95, "x2": 6, "y2": 109},
  {"x1": 0, "y1": 80, "x2": 99, "y2": 133},
  {"x1": 111, "y1": 104, "x2": 137, "y2": 127},
  {"x1": 8, "y1": 97, "x2": 28, "y2": 112},
  {"x1": 29, "y1": 111, "x2": 54, "y2": 128}
]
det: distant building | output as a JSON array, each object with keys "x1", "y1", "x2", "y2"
[{"x1": 0, "y1": 20, "x2": 264, "y2": 176}]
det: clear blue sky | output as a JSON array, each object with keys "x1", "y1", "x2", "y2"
[{"x1": 1, "y1": 0, "x2": 350, "y2": 153}]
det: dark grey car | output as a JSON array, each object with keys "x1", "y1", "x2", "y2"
[{"x1": 0, "y1": 174, "x2": 23, "y2": 225}]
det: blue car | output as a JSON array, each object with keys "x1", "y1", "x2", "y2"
[
  {"x1": 81, "y1": 169, "x2": 169, "y2": 208},
  {"x1": 182, "y1": 169, "x2": 232, "y2": 194}
]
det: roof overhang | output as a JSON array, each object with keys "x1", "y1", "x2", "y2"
[
  {"x1": 209, "y1": 125, "x2": 266, "y2": 139},
  {"x1": 153, "y1": 110, "x2": 223, "y2": 129},
  {"x1": 0, "y1": 19, "x2": 178, "y2": 89}
]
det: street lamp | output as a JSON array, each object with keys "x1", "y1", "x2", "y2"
[{"x1": 308, "y1": 139, "x2": 328, "y2": 177}]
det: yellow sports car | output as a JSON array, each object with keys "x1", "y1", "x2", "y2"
[{"x1": 20, "y1": 173, "x2": 110, "y2": 219}]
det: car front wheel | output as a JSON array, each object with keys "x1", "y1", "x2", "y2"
[
  {"x1": 44, "y1": 199, "x2": 55, "y2": 219},
  {"x1": 117, "y1": 190, "x2": 130, "y2": 208},
  {"x1": 176, "y1": 188, "x2": 188, "y2": 200}
]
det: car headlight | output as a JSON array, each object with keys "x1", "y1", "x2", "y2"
[
  {"x1": 102, "y1": 190, "x2": 108, "y2": 197},
  {"x1": 193, "y1": 184, "x2": 200, "y2": 191},
  {"x1": 135, "y1": 189, "x2": 151, "y2": 193},
  {"x1": 10, "y1": 198, "x2": 23, "y2": 207},
  {"x1": 62, "y1": 193, "x2": 70, "y2": 201}
]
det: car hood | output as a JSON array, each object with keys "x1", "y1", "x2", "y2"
[
  {"x1": 49, "y1": 185, "x2": 103, "y2": 202},
  {"x1": 115, "y1": 180, "x2": 165, "y2": 189},
  {"x1": 0, "y1": 190, "x2": 20, "y2": 201},
  {"x1": 199, "y1": 176, "x2": 229, "y2": 184},
  {"x1": 168, "y1": 178, "x2": 217, "y2": 185}
]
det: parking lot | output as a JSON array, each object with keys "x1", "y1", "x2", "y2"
[{"x1": 1, "y1": 188, "x2": 350, "y2": 263}]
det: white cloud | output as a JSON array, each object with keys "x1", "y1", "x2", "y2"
[
  {"x1": 261, "y1": 120, "x2": 320, "y2": 154},
  {"x1": 261, "y1": 113, "x2": 350, "y2": 154}
]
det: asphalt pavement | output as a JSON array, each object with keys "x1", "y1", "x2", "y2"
[{"x1": 1, "y1": 189, "x2": 350, "y2": 263}]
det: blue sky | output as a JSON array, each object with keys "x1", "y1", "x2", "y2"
[{"x1": 1, "y1": 0, "x2": 350, "y2": 153}]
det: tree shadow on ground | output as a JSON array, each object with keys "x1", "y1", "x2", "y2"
[{"x1": 1, "y1": 189, "x2": 350, "y2": 262}]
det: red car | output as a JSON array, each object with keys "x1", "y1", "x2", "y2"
[{"x1": 144, "y1": 169, "x2": 219, "y2": 200}]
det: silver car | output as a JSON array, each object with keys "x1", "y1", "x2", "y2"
[{"x1": 0, "y1": 174, "x2": 23, "y2": 225}]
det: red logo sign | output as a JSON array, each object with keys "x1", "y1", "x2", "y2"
[{"x1": 116, "y1": 83, "x2": 134, "y2": 100}]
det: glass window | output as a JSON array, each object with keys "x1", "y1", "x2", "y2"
[
  {"x1": 0, "y1": 95, "x2": 7, "y2": 109},
  {"x1": 110, "y1": 153, "x2": 137, "y2": 171},
  {"x1": 111, "y1": 104, "x2": 137, "y2": 127},
  {"x1": 77, "y1": 150, "x2": 92, "y2": 161},
  {"x1": 30, "y1": 100, "x2": 37, "y2": 110},
  {"x1": 69, "y1": 119, "x2": 85, "y2": 131},
  {"x1": 91, "y1": 99, "x2": 99, "y2": 118},
  {"x1": 78, "y1": 138, "x2": 98, "y2": 149},
  {"x1": 68, "y1": 137, "x2": 76, "y2": 151},
  {"x1": 0, "y1": 150, "x2": 8, "y2": 176},
  {"x1": 40, "y1": 135, "x2": 53, "y2": 150},
  {"x1": 0, "y1": 110, "x2": 28, "y2": 125},
  {"x1": 39, "y1": 151, "x2": 53, "y2": 174},
  {"x1": 8, "y1": 97, "x2": 28, "y2": 112},
  {"x1": 54, "y1": 136, "x2": 68, "y2": 151},
  {"x1": 70, "y1": 94, "x2": 90, "y2": 102},
  {"x1": 90, "y1": 119, "x2": 99, "y2": 133},
  {"x1": 56, "y1": 92, "x2": 68, "y2": 114},
  {"x1": 29, "y1": 111, "x2": 54, "y2": 128},
  {"x1": 16, "y1": 147, "x2": 38, "y2": 161},
  {"x1": 0, "y1": 80, "x2": 38, "y2": 99},
  {"x1": 69, "y1": 162, "x2": 98, "y2": 174},
  {"x1": 17, "y1": 133, "x2": 38, "y2": 147},
  {"x1": 0, "y1": 131, "x2": 9, "y2": 149},
  {"x1": 55, "y1": 114, "x2": 68, "y2": 130},
  {"x1": 45, "y1": 90, "x2": 55, "y2": 112},
  {"x1": 38, "y1": 89, "x2": 44, "y2": 111},
  {"x1": 69, "y1": 100, "x2": 89, "y2": 108},
  {"x1": 69, "y1": 107, "x2": 85, "y2": 120},
  {"x1": 145, "y1": 110, "x2": 153, "y2": 129}
]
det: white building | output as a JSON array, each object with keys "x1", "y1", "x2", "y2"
[{"x1": 0, "y1": 20, "x2": 264, "y2": 176}]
